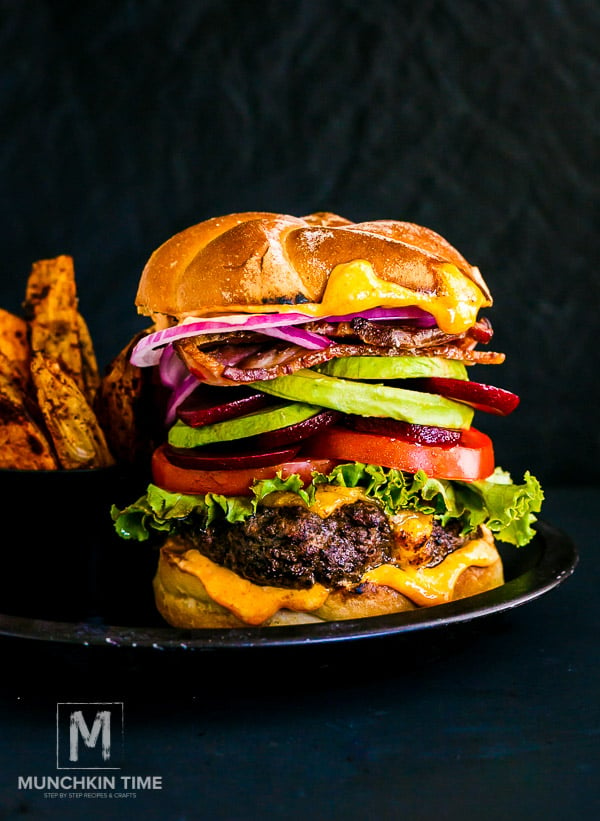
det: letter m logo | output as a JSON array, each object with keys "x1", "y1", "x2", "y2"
[{"x1": 56, "y1": 702, "x2": 124, "y2": 770}]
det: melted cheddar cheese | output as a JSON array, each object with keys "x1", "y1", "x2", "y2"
[
  {"x1": 174, "y1": 550, "x2": 330, "y2": 625},
  {"x1": 263, "y1": 485, "x2": 368, "y2": 518},
  {"x1": 202, "y1": 259, "x2": 490, "y2": 335},
  {"x1": 170, "y1": 536, "x2": 498, "y2": 625},
  {"x1": 389, "y1": 510, "x2": 433, "y2": 545},
  {"x1": 361, "y1": 537, "x2": 499, "y2": 607}
]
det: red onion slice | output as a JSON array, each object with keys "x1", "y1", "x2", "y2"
[
  {"x1": 325, "y1": 306, "x2": 436, "y2": 325},
  {"x1": 158, "y1": 343, "x2": 188, "y2": 388},
  {"x1": 131, "y1": 306, "x2": 436, "y2": 366},
  {"x1": 131, "y1": 312, "x2": 320, "y2": 366},
  {"x1": 259, "y1": 326, "x2": 331, "y2": 350},
  {"x1": 165, "y1": 373, "x2": 201, "y2": 425}
]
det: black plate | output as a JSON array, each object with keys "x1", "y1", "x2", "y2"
[{"x1": 0, "y1": 521, "x2": 577, "y2": 652}]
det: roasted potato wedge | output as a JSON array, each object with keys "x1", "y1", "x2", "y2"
[
  {"x1": 94, "y1": 332, "x2": 151, "y2": 465},
  {"x1": 0, "y1": 352, "x2": 57, "y2": 470},
  {"x1": 76, "y1": 310, "x2": 101, "y2": 404},
  {"x1": 24, "y1": 255, "x2": 89, "y2": 395},
  {"x1": 0, "y1": 308, "x2": 30, "y2": 388},
  {"x1": 31, "y1": 352, "x2": 114, "y2": 470},
  {"x1": 0, "y1": 254, "x2": 139, "y2": 471}
]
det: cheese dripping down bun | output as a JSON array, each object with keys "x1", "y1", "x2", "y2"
[{"x1": 152, "y1": 525, "x2": 504, "y2": 629}]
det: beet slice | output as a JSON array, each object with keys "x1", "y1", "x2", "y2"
[
  {"x1": 177, "y1": 385, "x2": 273, "y2": 427},
  {"x1": 343, "y1": 415, "x2": 462, "y2": 447},
  {"x1": 250, "y1": 409, "x2": 342, "y2": 448},
  {"x1": 165, "y1": 443, "x2": 301, "y2": 470},
  {"x1": 410, "y1": 377, "x2": 520, "y2": 416}
]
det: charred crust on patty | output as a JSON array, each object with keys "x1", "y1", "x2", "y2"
[
  {"x1": 177, "y1": 500, "x2": 480, "y2": 590},
  {"x1": 184, "y1": 500, "x2": 394, "y2": 589}
]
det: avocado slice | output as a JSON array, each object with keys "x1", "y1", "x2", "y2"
[
  {"x1": 254, "y1": 370, "x2": 474, "y2": 429},
  {"x1": 168, "y1": 401, "x2": 322, "y2": 448},
  {"x1": 317, "y1": 355, "x2": 469, "y2": 381}
]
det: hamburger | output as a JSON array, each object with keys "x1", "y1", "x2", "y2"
[{"x1": 112, "y1": 211, "x2": 543, "y2": 628}]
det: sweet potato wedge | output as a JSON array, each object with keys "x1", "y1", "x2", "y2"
[
  {"x1": 30, "y1": 352, "x2": 114, "y2": 469},
  {"x1": 0, "y1": 353, "x2": 57, "y2": 470},
  {"x1": 24, "y1": 255, "x2": 86, "y2": 394},
  {"x1": 0, "y1": 308, "x2": 30, "y2": 388}
]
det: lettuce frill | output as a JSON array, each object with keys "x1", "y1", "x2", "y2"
[{"x1": 111, "y1": 464, "x2": 543, "y2": 548}]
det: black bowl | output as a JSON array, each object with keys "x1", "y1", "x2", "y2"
[{"x1": 0, "y1": 466, "x2": 157, "y2": 623}]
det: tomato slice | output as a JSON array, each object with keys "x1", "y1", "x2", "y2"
[
  {"x1": 152, "y1": 443, "x2": 337, "y2": 496},
  {"x1": 302, "y1": 425, "x2": 495, "y2": 481}
]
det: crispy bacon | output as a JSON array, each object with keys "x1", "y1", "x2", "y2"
[
  {"x1": 424, "y1": 346, "x2": 505, "y2": 365},
  {"x1": 174, "y1": 317, "x2": 504, "y2": 385},
  {"x1": 342, "y1": 318, "x2": 462, "y2": 349}
]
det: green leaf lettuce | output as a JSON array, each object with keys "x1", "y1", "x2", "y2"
[{"x1": 111, "y1": 464, "x2": 543, "y2": 548}]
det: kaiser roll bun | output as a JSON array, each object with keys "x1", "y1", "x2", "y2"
[{"x1": 135, "y1": 211, "x2": 491, "y2": 319}]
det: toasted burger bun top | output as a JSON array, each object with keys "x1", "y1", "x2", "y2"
[{"x1": 135, "y1": 211, "x2": 492, "y2": 325}]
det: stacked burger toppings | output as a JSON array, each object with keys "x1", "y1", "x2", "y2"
[{"x1": 112, "y1": 212, "x2": 543, "y2": 628}]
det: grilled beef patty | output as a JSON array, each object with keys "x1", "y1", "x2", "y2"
[
  {"x1": 183, "y1": 500, "x2": 477, "y2": 590},
  {"x1": 187, "y1": 500, "x2": 394, "y2": 589}
]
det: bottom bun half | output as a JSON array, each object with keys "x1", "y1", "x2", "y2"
[{"x1": 152, "y1": 530, "x2": 505, "y2": 629}]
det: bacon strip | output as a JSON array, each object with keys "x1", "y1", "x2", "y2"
[{"x1": 174, "y1": 324, "x2": 505, "y2": 385}]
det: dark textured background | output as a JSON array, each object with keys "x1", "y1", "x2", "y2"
[{"x1": 1, "y1": 0, "x2": 598, "y2": 486}]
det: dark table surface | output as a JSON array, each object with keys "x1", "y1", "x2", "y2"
[{"x1": 0, "y1": 485, "x2": 597, "y2": 821}]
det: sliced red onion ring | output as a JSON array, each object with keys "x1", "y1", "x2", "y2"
[
  {"x1": 131, "y1": 312, "x2": 322, "y2": 366},
  {"x1": 165, "y1": 373, "x2": 201, "y2": 426},
  {"x1": 323, "y1": 306, "x2": 437, "y2": 325},
  {"x1": 158, "y1": 343, "x2": 188, "y2": 389},
  {"x1": 131, "y1": 306, "x2": 436, "y2": 367},
  {"x1": 259, "y1": 326, "x2": 331, "y2": 350}
]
